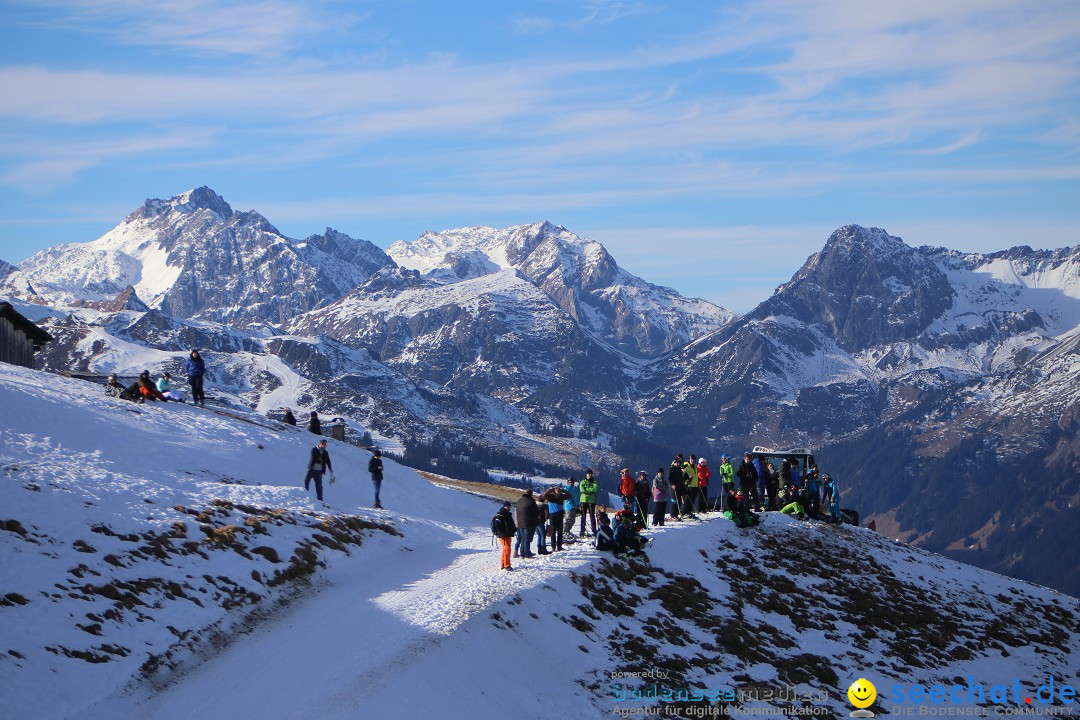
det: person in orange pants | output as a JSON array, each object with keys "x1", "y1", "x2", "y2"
[{"x1": 491, "y1": 502, "x2": 517, "y2": 571}]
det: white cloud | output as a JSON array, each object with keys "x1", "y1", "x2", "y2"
[{"x1": 14, "y1": 0, "x2": 358, "y2": 57}]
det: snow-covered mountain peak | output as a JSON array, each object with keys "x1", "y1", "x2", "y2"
[
  {"x1": 387, "y1": 221, "x2": 732, "y2": 357},
  {"x1": 760, "y1": 225, "x2": 953, "y2": 352},
  {"x1": 128, "y1": 186, "x2": 235, "y2": 225},
  {"x1": 8, "y1": 189, "x2": 392, "y2": 326}
]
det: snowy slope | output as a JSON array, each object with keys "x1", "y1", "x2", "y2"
[{"x1": 4, "y1": 363, "x2": 1079, "y2": 720}]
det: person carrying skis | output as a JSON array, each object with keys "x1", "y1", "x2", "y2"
[
  {"x1": 304, "y1": 438, "x2": 334, "y2": 502},
  {"x1": 491, "y1": 502, "x2": 517, "y2": 571},
  {"x1": 185, "y1": 349, "x2": 206, "y2": 406},
  {"x1": 578, "y1": 469, "x2": 599, "y2": 536},
  {"x1": 368, "y1": 448, "x2": 384, "y2": 509}
]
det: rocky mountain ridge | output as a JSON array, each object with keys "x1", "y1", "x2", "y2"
[{"x1": 4, "y1": 196, "x2": 1080, "y2": 595}]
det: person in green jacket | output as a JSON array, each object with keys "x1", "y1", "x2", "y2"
[
  {"x1": 718, "y1": 455, "x2": 735, "y2": 511},
  {"x1": 681, "y1": 455, "x2": 699, "y2": 518},
  {"x1": 578, "y1": 468, "x2": 599, "y2": 536}
]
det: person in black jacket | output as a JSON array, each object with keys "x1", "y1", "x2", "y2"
[
  {"x1": 667, "y1": 458, "x2": 685, "y2": 522},
  {"x1": 737, "y1": 453, "x2": 760, "y2": 511},
  {"x1": 368, "y1": 449, "x2": 384, "y2": 509},
  {"x1": 492, "y1": 502, "x2": 517, "y2": 571},
  {"x1": 514, "y1": 489, "x2": 539, "y2": 558},
  {"x1": 304, "y1": 439, "x2": 333, "y2": 502},
  {"x1": 307, "y1": 411, "x2": 322, "y2": 435},
  {"x1": 282, "y1": 407, "x2": 297, "y2": 426}
]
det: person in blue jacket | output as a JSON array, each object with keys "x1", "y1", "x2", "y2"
[
  {"x1": 613, "y1": 514, "x2": 647, "y2": 557},
  {"x1": 752, "y1": 454, "x2": 766, "y2": 511},
  {"x1": 185, "y1": 349, "x2": 206, "y2": 406},
  {"x1": 562, "y1": 477, "x2": 580, "y2": 537}
]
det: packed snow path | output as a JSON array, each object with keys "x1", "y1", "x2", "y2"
[{"x1": 82, "y1": 515, "x2": 600, "y2": 719}]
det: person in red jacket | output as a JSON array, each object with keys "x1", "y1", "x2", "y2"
[
  {"x1": 696, "y1": 457, "x2": 712, "y2": 513},
  {"x1": 135, "y1": 371, "x2": 167, "y2": 402},
  {"x1": 619, "y1": 468, "x2": 636, "y2": 518}
]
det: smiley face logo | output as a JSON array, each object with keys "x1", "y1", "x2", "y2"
[{"x1": 848, "y1": 678, "x2": 877, "y2": 709}]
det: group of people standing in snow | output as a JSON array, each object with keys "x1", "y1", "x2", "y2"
[{"x1": 491, "y1": 451, "x2": 848, "y2": 571}]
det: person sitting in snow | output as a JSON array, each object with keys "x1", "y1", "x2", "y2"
[
  {"x1": 594, "y1": 512, "x2": 615, "y2": 552},
  {"x1": 723, "y1": 489, "x2": 760, "y2": 529},
  {"x1": 613, "y1": 513, "x2": 648, "y2": 557},
  {"x1": 780, "y1": 488, "x2": 808, "y2": 520},
  {"x1": 104, "y1": 373, "x2": 138, "y2": 402},
  {"x1": 135, "y1": 371, "x2": 167, "y2": 402},
  {"x1": 155, "y1": 372, "x2": 184, "y2": 402}
]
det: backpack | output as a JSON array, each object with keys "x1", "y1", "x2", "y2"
[{"x1": 491, "y1": 512, "x2": 512, "y2": 538}]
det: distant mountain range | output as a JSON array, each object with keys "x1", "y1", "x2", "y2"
[{"x1": 3, "y1": 188, "x2": 1078, "y2": 596}]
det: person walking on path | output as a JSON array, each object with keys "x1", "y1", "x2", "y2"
[
  {"x1": 492, "y1": 502, "x2": 517, "y2": 571},
  {"x1": 304, "y1": 438, "x2": 334, "y2": 502},
  {"x1": 185, "y1": 349, "x2": 206, "y2": 406},
  {"x1": 307, "y1": 411, "x2": 322, "y2": 435},
  {"x1": 368, "y1": 449, "x2": 384, "y2": 509},
  {"x1": 578, "y1": 469, "x2": 599, "y2": 536}
]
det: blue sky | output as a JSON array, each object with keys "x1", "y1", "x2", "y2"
[{"x1": 1, "y1": 0, "x2": 1078, "y2": 312}]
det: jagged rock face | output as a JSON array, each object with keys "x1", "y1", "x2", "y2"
[
  {"x1": 756, "y1": 225, "x2": 954, "y2": 352},
  {"x1": 388, "y1": 222, "x2": 733, "y2": 358},
  {"x1": 0, "y1": 258, "x2": 14, "y2": 281},
  {"x1": 290, "y1": 269, "x2": 632, "y2": 403},
  {"x1": 12, "y1": 188, "x2": 394, "y2": 327}
]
